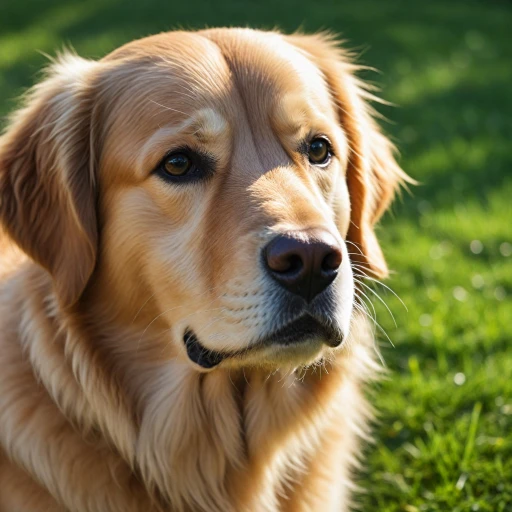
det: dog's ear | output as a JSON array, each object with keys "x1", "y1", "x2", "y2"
[
  {"x1": 287, "y1": 33, "x2": 411, "y2": 278},
  {"x1": 0, "y1": 54, "x2": 99, "y2": 307}
]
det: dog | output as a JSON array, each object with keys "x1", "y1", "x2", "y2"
[{"x1": 0, "y1": 28, "x2": 409, "y2": 511}]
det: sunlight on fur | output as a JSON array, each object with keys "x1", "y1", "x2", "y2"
[{"x1": 0, "y1": 28, "x2": 410, "y2": 511}]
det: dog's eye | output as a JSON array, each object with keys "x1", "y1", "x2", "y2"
[
  {"x1": 155, "y1": 149, "x2": 215, "y2": 184},
  {"x1": 163, "y1": 153, "x2": 192, "y2": 176},
  {"x1": 308, "y1": 138, "x2": 331, "y2": 166}
]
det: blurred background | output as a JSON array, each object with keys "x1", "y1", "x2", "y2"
[{"x1": 1, "y1": 0, "x2": 511, "y2": 510}]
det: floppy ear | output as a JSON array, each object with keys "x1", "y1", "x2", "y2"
[
  {"x1": 0, "y1": 54, "x2": 99, "y2": 307},
  {"x1": 287, "y1": 33, "x2": 411, "y2": 278}
]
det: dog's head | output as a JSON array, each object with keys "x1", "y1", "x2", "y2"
[{"x1": 0, "y1": 29, "x2": 407, "y2": 370}]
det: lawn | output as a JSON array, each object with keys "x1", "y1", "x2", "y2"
[{"x1": 1, "y1": 0, "x2": 511, "y2": 510}]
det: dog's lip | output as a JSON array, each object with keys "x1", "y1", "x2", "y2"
[
  {"x1": 183, "y1": 314, "x2": 342, "y2": 369},
  {"x1": 184, "y1": 330, "x2": 227, "y2": 369},
  {"x1": 257, "y1": 314, "x2": 342, "y2": 348}
]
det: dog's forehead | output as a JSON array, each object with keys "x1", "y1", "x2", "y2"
[
  {"x1": 102, "y1": 32, "x2": 232, "y2": 111},
  {"x1": 201, "y1": 29, "x2": 332, "y2": 106},
  {"x1": 104, "y1": 30, "x2": 333, "y2": 125}
]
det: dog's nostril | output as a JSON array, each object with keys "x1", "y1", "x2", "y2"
[
  {"x1": 321, "y1": 249, "x2": 342, "y2": 273},
  {"x1": 266, "y1": 241, "x2": 304, "y2": 274},
  {"x1": 283, "y1": 254, "x2": 303, "y2": 274}
]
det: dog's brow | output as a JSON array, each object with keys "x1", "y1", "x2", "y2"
[
  {"x1": 271, "y1": 96, "x2": 337, "y2": 151},
  {"x1": 272, "y1": 95, "x2": 317, "y2": 137},
  {"x1": 189, "y1": 108, "x2": 228, "y2": 143},
  {"x1": 136, "y1": 109, "x2": 228, "y2": 175}
]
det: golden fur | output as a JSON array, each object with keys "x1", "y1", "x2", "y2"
[{"x1": 0, "y1": 29, "x2": 408, "y2": 511}]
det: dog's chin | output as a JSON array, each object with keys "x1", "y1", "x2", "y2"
[
  {"x1": 183, "y1": 315, "x2": 344, "y2": 371},
  {"x1": 228, "y1": 338, "x2": 327, "y2": 370}
]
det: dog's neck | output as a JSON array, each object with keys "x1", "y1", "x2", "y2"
[{"x1": 11, "y1": 263, "x2": 372, "y2": 511}]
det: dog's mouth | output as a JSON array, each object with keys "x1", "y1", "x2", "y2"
[
  {"x1": 184, "y1": 314, "x2": 342, "y2": 369},
  {"x1": 184, "y1": 330, "x2": 226, "y2": 369}
]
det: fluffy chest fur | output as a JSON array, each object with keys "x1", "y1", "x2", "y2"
[{"x1": 0, "y1": 268, "x2": 375, "y2": 512}]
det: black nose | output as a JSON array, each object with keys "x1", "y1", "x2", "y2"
[{"x1": 264, "y1": 229, "x2": 343, "y2": 303}]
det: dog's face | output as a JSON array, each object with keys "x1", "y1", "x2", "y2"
[
  {"x1": 0, "y1": 29, "x2": 406, "y2": 370},
  {"x1": 99, "y1": 30, "x2": 356, "y2": 369}
]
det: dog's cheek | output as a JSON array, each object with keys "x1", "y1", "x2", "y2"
[
  {"x1": 333, "y1": 245, "x2": 355, "y2": 335},
  {"x1": 333, "y1": 179, "x2": 352, "y2": 239},
  {"x1": 147, "y1": 229, "x2": 206, "y2": 304}
]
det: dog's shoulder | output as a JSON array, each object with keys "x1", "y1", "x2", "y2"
[{"x1": 0, "y1": 229, "x2": 26, "y2": 282}]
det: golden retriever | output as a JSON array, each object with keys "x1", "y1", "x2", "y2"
[{"x1": 0, "y1": 28, "x2": 409, "y2": 511}]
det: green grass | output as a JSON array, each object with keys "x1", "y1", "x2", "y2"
[{"x1": 1, "y1": 0, "x2": 511, "y2": 510}]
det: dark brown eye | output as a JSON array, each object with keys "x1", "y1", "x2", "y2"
[
  {"x1": 155, "y1": 149, "x2": 216, "y2": 184},
  {"x1": 308, "y1": 138, "x2": 331, "y2": 165},
  {"x1": 163, "y1": 153, "x2": 192, "y2": 176}
]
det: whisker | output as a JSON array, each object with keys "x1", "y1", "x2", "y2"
[
  {"x1": 350, "y1": 260, "x2": 408, "y2": 314},
  {"x1": 353, "y1": 282, "x2": 378, "y2": 325},
  {"x1": 149, "y1": 99, "x2": 190, "y2": 118},
  {"x1": 353, "y1": 277, "x2": 396, "y2": 349},
  {"x1": 345, "y1": 240, "x2": 365, "y2": 256},
  {"x1": 354, "y1": 303, "x2": 386, "y2": 366},
  {"x1": 131, "y1": 292, "x2": 156, "y2": 324},
  {"x1": 360, "y1": 276, "x2": 407, "y2": 313},
  {"x1": 355, "y1": 279, "x2": 397, "y2": 328}
]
